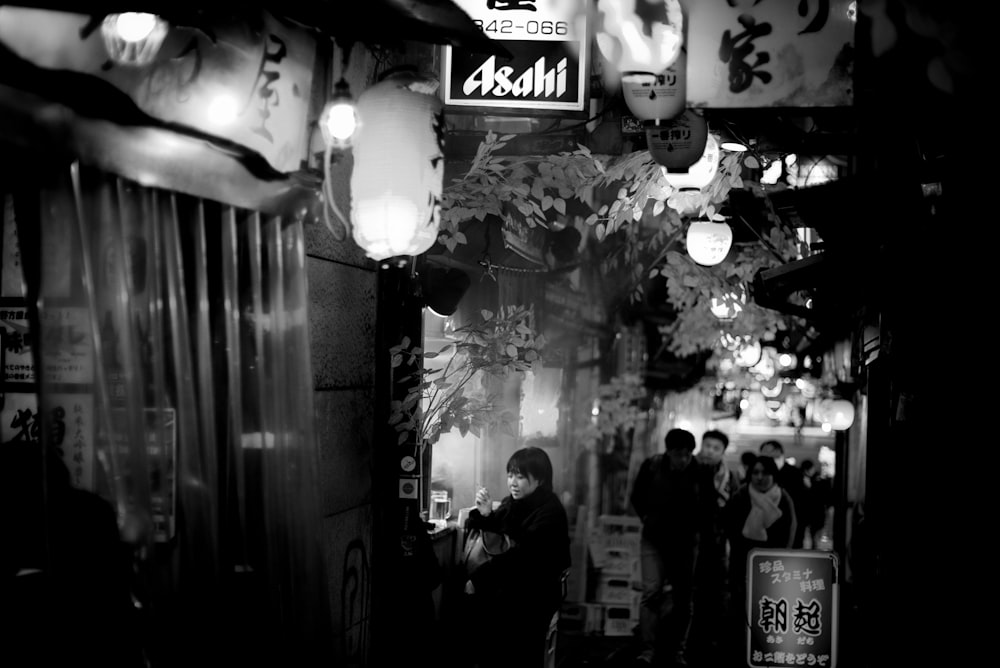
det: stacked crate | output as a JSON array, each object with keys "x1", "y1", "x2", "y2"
[{"x1": 591, "y1": 514, "x2": 642, "y2": 637}]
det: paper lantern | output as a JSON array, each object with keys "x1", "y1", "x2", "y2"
[
  {"x1": 686, "y1": 219, "x2": 733, "y2": 266},
  {"x1": 101, "y1": 13, "x2": 168, "y2": 66},
  {"x1": 734, "y1": 339, "x2": 762, "y2": 367},
  {"x1": 710, "y1": 286, "x2": 745, "y2": 320},
  {"x1": 595, "y1": 0, "x2": 684, "y2": 75},
  {"x1": 620, "y1": 48, "x2": 685, "y2": 121},
  {"x1": 663, "y1": 134, "x2": 720, "y2": 191},
  {"x1": 825, "y1": 399, "x2": 855, "y2": 431},
  {"x1": 351, "y1": 75, "x2": 445, "y2": 261},
  {"x1": 646, "y1": 109, "x2": 707, "y2": 170}
]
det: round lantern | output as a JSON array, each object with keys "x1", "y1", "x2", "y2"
[
  {"x1": 101, "y1": 13, "x2": 169, "y2": 66},
  {"x1": 595, "y1": 0, "x2": 684, "y2": 75},
  {"x1": 663, "y1": 134, "x2": 720, "y2": 191},
  {"x1": 350, "y1": 75, "x2": 445, "y2": 261},
  {"x1": 646, "y1": 109, "x2": 708, "y2": 170},
  {"x1": 734, "y1": 339, "x2": 762, "y2": 367},
  {"x1": 620, "y1": 47, "x2": 685, "y2": 121},
  {"x1": 686, "y1": 219, "x2": 733, "y2": 266},
  {"x1": 710, "y1": 287, "x2": 745, "y2": 320},
  {"x1": 825, "y1": 399, "x2": 855, "y2": 431}
]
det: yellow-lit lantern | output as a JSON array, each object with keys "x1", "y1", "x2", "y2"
[
  {"x1": 595, "y1": 0, "x2": 684, "y2": 75},
  {"x1": 663, "y1": 134, "x2": 720, "y2": 191},
  {"x1": 646, "y1": 109, "x2": 707, "y2": 170},
  {"x1": 101, "y1": 13, "x2": 168, "y2": 66},
  {"x1": 620, "y1": 47, "x2": 686, "y2": 121},
  {"x1": 350, "y1": 75, "x2": 445, "y2": 261},
  {"x1": 686, "y1": 219, "x2": 733, "y2": 266},
  {"x1": 734, "y1": 339, "x2": 762, "y2": 367}
]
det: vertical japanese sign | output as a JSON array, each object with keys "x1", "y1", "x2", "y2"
[
  {"x1": 683, "y1": 0, "x2": 854, "y2": 107},
  {"x1": 2, "y1": 194, "x2": 26, "y2": 298},
  {"x1": 443, "y1": 0, "x2": 589, "y2": 113},
  {"x1": 48, "y1": 392, "x2": 95, "y2": 491},
  {"x1": 747, "y1": 549, "x2": 839, "y2": 668},
  {"x1": 0, "y1": 301, "x2": 35, "y2": 385}
]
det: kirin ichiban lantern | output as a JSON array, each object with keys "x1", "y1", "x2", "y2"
[
  {"x1": 350, "y1": 73, "x2": 445, "y2": 261},
  {"x1": 686, "y1": 218, "x2": 733, "y2": 266}
]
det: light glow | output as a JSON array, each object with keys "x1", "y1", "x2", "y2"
[{"x1": 114, "y1": 12, "x2": 157, "y2": 42}]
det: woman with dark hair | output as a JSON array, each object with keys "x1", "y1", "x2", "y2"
[
  {"x1": 723, "y1": 453, "x2": 798, "y2": 657},
  {"x1": 461, "y1": 446, "x2": 570, "y2": 668}
]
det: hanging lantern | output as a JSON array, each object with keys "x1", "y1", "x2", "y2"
[
  {"x1": 350, "y1": 74, "x2": 445, "y2": 261},
  {"x1": 710, "y1": 286, "x2": 745, "y2": 320},
  {"x1": 319, "y1": 78, "x2": 358, "y2": 148},
  {"x1": 734, "y1": 339, "x2": 762, "y2": 367},
  {"x1": 101, "y1": 13, "x2": 169, "y2": 66},
  {"x1": 826, "y1": 399, "x2": 855, "y2": 431},
  {"x1": 686, "y1": 219, "x2": 733, "y2": 266},
  {"x1": 663, "y1": 134, "x2": 720, "y2": 191},
  {"x1": 646, "y1": 109, "x2": 707, "y2": 170},
  {"x1": 620, "y1": 47, "x2": 686, "y2": 121},
  {"x1": 595, "y1": 0, "x2": 684, "y2": 75}
]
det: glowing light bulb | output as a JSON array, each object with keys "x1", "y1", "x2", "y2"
[{"x1": 114, "y1": 12, "x2": 157, "y2": 42}]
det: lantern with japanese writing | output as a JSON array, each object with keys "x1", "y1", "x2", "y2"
[
  {"x1": 595, "y1": 0, "x2": 684, "y2": 76},
  {"x1": 350, "y1": 74, "x2": 445, "y2": 261},
  {"x1": 646, "y1": 109, "x2": 707, "y2": 171},
  {"x1": 685, "y1": 218, "x2": 733, "y2": 266},
  {"x1": 663, "y1": 133, "x2": 720, "y2": 191},
  {"x1": 620, "y1": 46, "x2": 686, "y2": 121}
]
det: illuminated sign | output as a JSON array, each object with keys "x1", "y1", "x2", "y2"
[
  {"x1": 746, "y1": 549, "x2": 840, "y2": 668},
  {"x1": 443, "y1": 0, "x2": 589, "y2": 113}
]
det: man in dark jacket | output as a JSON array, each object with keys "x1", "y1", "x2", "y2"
[{"x1": 630, "y1": 428, "x2": 714, "y2": 667}]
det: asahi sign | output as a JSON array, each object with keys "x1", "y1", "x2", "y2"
[{"x1": 443, "y1": 0, "x2": 589, "y2": 113}]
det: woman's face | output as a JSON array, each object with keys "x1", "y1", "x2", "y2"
[
  {"x1": 750, "y1": 463, "x2": 775, "y2": 493},
  {"x1": 508, "y1": 470, "x2": 540, "y2": 499}
]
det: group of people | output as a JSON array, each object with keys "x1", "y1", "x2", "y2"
[{"x1": 630, "y1": 429, "x2": 831, "y2": 667}]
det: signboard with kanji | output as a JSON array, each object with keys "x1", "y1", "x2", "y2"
[{"x1": 746, "y1": 548, "x2": 839, "y2": 668}]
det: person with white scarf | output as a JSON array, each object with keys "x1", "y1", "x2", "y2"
[{"x1": 722, "y1": 454, "x2": 798, "y2": 662}]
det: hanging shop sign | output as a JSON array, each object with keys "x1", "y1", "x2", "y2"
[
  {"x1": 0, "y1": 7, "x2": 315, "y2": 173},
  {"x1": 442, "y1": 0, "x2": 589, "y2": 114},
  {"x1": 682, "y1": 0, "x2": 854, "y2": 107},
  {"x1": 745, "y1": 549, "x2": 840, "y2": 668}
]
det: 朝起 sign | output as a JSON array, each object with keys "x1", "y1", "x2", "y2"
[
  {"x1": 443, "y1": 0, "x2": 589, "y2": 113},
  {"x1": 746, "y1": 549, "x2": 840, "y2": 668}
]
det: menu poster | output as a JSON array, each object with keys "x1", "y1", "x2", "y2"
[{"x1": 0, "y1": 300, "x2": 35, "y2": 387}]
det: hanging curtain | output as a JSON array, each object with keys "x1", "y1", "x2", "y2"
[{"x1": 21, "y1": 162, "x2": 327, "y2": 664}]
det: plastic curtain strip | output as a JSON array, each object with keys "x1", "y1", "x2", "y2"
[{"x1": 32, "y1": 164, "x2": 325, "y2": 661}]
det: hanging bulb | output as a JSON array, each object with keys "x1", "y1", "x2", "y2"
[
  {"x1": 320, "y1": 79, "x2": 358, "y2": 147},
  {"x1": 101, "y1": 13, "x2": 169, "y2": 66}
]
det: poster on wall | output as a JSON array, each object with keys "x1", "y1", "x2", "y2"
[
  {"x1": 683, "y1": 0, "x2": 855, "y2": 108},
  {"x1": 0, "y1": 390, "x2": 39, "y2": 445},
  {"x1": 2, "y1": 194, "x2": 26, "y2": 299},
  {"x1": 0, "y1": 300, "x2": 35, "y2": 386},
  {"x1": 47, "y1": 392, "x2": 96, "y2": 491},
  {"x1": 443, "y1": 0, "x2": 590, "y2": 114},
  {"x1": 40, "y1": 306, "x2": 94, "y2": 386}
]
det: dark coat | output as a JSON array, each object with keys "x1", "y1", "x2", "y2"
[
  {"x1": 724, "y1": 483, "x2": 798, "y2": 590},
  {"x1": 629, "y1": 454, "x2": 715, "y2": 556},
  {"x1": 462, "y1": 487, "x2": 570, "y2": 668}
]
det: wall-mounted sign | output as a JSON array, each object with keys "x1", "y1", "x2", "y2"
[
  {"x1": 682, "y1": 0, "x2": 854, "y2": 107},
  {"x1": 443, "y1": 0, "x2": 589, "y2": 114},
  {"x1": 746, "y1": 549, "x2": 839, "y2": 668},
  {"x1": 0, "y1": 7, "x2": 315, "y2": 173}
]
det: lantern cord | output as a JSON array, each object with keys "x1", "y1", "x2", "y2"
[{"x1": 322, "y1": 142, "x2": 350, "y2": 241}]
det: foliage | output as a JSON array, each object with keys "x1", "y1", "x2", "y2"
[
  {"x1": 437, "y1": 131, "x2": 805, "y2": 358},
  {"x1": 389, "y1": 305, "x2": 546, "y2": 446},
  {"x1": 576, "y1": 373, "x2": 648, "y2": 451}
]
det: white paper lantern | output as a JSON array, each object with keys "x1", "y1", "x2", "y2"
[
  {"x1": 351, "y1": 75, "x2": 445, "y2": 261},
  {"x1": 710, "y1": 287, "x2": 745, "y2": 320},
  {"x1": 686, "y1": 219, "x2": 733, "y2": 266},
  {"x1": 101, "y1": 13, "x2": 168, "y2": 66},
  {"x1": 620, "y1": 47, "x2": 685, "y2": 121},
  {"x1": 826, "y1": 399, "x2": 855, "y2": 431},
  {"x1": 596, "y1": 0, "x2": 684, "y2": 75},
  {"x1": 663, "y1": 135, "x2": 720, "y2": 191}
]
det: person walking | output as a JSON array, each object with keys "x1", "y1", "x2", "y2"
[
  {"x1": 691, "y1": 428, "x2": 740, "y2": 664},
  {"x1": 759, "y1": 440, "x2": 808, "y2": 548},
  {"x1": 629, "y1": 428, "x2": 714, "y2": 667},
  {"x1": 460, "y1": 446, "x2": 571, "y2": 668}
]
